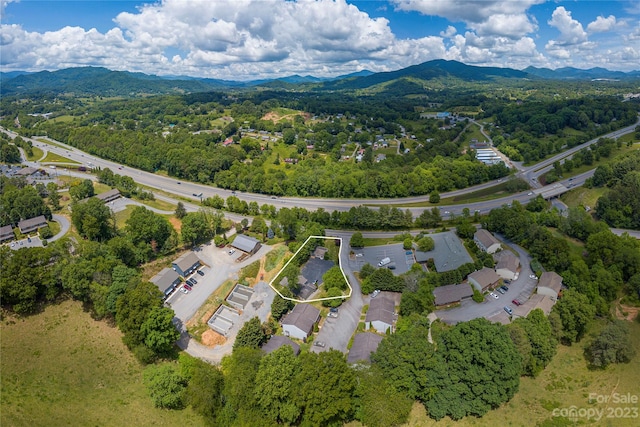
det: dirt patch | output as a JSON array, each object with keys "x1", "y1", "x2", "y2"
[
  {"x1": 262, "y1": 112, "x2": 280, "y2": 122},
  {"x1": 201, "y1": 329, "x2": 226, "y2": 347},
  {"x1": 615, "y1": 302, "x2": 640, "y2": 321},
  {"x1": 168, "y1": 216, "x2": 182, "y2": 233}
]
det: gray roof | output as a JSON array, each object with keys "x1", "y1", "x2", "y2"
[
  {"x1": 538, "y1": 271, "x2": 563, "y2": 293},
  {"x1": 231, "y1": 234, "x2": 261, "y2": 253},
  {"x1": 0, "y1": 224, "x2": 13, "y2": 237},
  {"x1": 348, "y1": 332, "x2": 383, "y2": 364},
  {"x1": 15, "y1": 166, "x2": 38, "y2": 176},
  {"x1": 495, "y1": 251, "x2": 519, "y2": 273},
  {"x1": 173, "y1": 251, "x2": 201, "y2": 271},
  {"x1": 96, "y1": 188, "x2": 121, "y2": 201},
  {"x1": 414, "y1": 250, "x2": 430, "y2": 263},
  {"x1": 513, "y1": 294, "x2": 555, "y2": 318},
  {"x1": 365, "y1": 293, "x2": 395, "y2": 326},
  {"x1": 433, "y1": 283, "x2": 474, "y2": 306},
  {"x1": 474, "y1": 229, "x2": 500, "y2": 249},
  {"x1": 468, "y1": 267, "x2": 501, "y2": 288},
  {"x1": 262, "y1": 335, "x2": 300, "y2": 355},
  {"x1": 281, "y1": 303, "x2": 320, "y2": 334},
  {"x1": 18, "y1": 215, "x2": 47, "y2": 232},
  {"x1": 150, "y1": 268, "x2": 181, "y2": 292}
]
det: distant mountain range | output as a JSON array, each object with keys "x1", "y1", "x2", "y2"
[{"x1": 1, "y1": 60, "x2": 638, "y2": 97}]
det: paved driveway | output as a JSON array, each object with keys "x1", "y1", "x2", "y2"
[{"x1": 436, "y1": 237, "x2": 538, "y2": 325}]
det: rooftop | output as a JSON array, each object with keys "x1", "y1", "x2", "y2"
[
  {"x1": 468, "y1": 267, "x2": 501, "y2": 288},
  {"x1": 474, "y1": 229, "x2": 500, "y2": 249},
  {"x1": 231, "y1": 234, "x2": 261, "y2": 253},
  {"x1": 347, "y1": 332, "x2": 383, "y2": 364},
  {"x1": 281, "y1": 303, "x2": 320, "y2": 333},
  {"x1": 261, "y1": 335, "x2": 300, "y2": 355},
  {"x1": 433, "y1": 283, "x2": 474, "y2": 306},
  {"x1": 173, "y1": 251, "x2": 201, "y2": 271},
  {"x1": 538, "y1": 271, "x2": 563, "y2": 293},
  {"x1": 495, "y1": 251, "x2": 520, "y2": 273},
  {"x1": 365, "y1": 293, "x2": 395, "y2": 326}
]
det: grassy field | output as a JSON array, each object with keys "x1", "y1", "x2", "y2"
[
  {"x1": 560, "y1": 186, "x2": 608, "y2": 210},
  {"x1": 1, "y1": 300, "x2": 206, "y2": 427},
  {"x1": 41, "y1": 152, "x2": 80, "y2": 164},
  {"x1": 398, "y1": 319, "x2": 640, "y2": 427},
  {"x1": 25, "y1": 146, "x2": 44, "y2": 161}
]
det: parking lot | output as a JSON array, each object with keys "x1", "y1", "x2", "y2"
[
  {"x1": 347, "y1": 243, "x2": 412, "y2": 275},
  {"x1": 166, "y1": 242, "x2": 274, "y2": 324}
]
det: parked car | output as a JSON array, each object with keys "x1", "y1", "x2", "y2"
[
  {"x1": 499, "y1": 285, "x2": 509, "y2": 292},
  {"x1": 327, "y1": 312, "x2": 338, "y2": 318},
  {"x1": 197, "y1": 270, "x2": 205, "y2": 276},
  {"x1": 228, "y1": 249, "x2": 236, "y2": 255},
  {"x1": 371, "y1": 289, "x2": 381, "y2": 298},
  {"x1": 504, "y1": 306, "x2": 513, "y2": 315},
  {"x1": 180, "y1": 287, "x2": 189, "y2": 294},
  {"x1": 497, "y1": 287, "x2": 506, "y2": 294},
  {"x1": 313, "y1": 341, "x2": 326, "y2": 347},
  {"x1": 490, "y1": 292, "x2": 499, "y2": 299},
  {"x1": 191, "y1": 278, "x2": 198, "y2": 284},
  {"x1": 183, "y1": 284, "x2": 192, "y2": 291},
  {"x1": 512, "y1": 299, "x2": 521, "y2": 306},
  {"x1": 329, "y1": 307, "x2": 339, "y2": 313}
]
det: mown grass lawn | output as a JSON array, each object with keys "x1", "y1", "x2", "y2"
[{"x1": 1, "y1": 300, "x2": 206, "y2": 427}]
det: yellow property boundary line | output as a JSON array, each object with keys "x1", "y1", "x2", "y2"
[{"x1": 268, "y1": 235, "x2": 352, "y2": 303}]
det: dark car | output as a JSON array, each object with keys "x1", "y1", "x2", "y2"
[
  {"x1": 499, "y1": 285, "x2": 509, "y2": 292},
  {"x1": 512, "y1": 299, "x2": 521, "y2": 306},
  {"x1": 497, "y1": 287, "x2": 506, "y2": 294},
  {"x1": 329, "y1": 307, "x2": 339, "y2": 313},
  {"x1": 190, "y1": 278, "x2": 198, "y2": 284},
  {"x1": 197, "y1": 270, "x2": 205, "y2": 276}
]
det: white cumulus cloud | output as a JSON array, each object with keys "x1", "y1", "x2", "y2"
[
  {"x1": 547, "y1": 6, "x2": 587, "y2": 45},
  {"x1": 587, "y1": 15, "x2": 617, "y2": 33}
]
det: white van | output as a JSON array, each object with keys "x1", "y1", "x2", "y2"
[{"x1": 377, "y1": 257, "x2": 391, "y2": 267}]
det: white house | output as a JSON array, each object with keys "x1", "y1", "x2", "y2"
[
  {"x1": 495, "y1": 251, "x2": 520, "y2": 281},
  {"x1": 365, "y1": 293, "x2": 395, "y2": 333},
  {"x1": 474, "y1": 229, "x2": 502, "y2": 254},
  {"x1": 281, "y1": 304, "x2": 320, "y2": 341},
  {"x1": 537, "y1": 272, "x2": 563, "y2": 301}
]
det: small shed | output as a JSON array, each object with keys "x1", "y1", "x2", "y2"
[
  {"x1": 348, "y1": 332, "x2": 383, "y2": 364},
  {"x1": 281, "y1": 303, "x2": 320, "y2": 341},
  {"x1": 474, "y1": 229, "x2": 501, "y2": 254},
  {"x1": 231, "y1": 234, "x2": 261, "y2": 255},
  {"x1": 172, "y1": 251, "x2": 201, "y2": 277},
  {"x1": 261, "y1": 335, "x2": 300, "y2": 356},
  {"x1": 18, "y1": 215, "x2": 47, "y2": 234},
  {"x1": 537, "y1": 271, "x2": 563, "y2": 301}
]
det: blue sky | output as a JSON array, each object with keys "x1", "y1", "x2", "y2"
[{"x1": 1, "y1": 1, "x2": 638, "y2": 80}]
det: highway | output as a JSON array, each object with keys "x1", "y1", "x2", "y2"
[{"x1": 1, "y1": 117, "x2": 638, "y2": 216}]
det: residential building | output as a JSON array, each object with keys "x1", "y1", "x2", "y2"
[
  {"x1": 537, "y1": 271, "x2": 563, "y2": 301},
  {"x1": 495, "y1": 251, "x2": 520, "y2": 281},
  {"x1": 261, "y1": 335, "x2": 300, "y2": 356},
  {"x1": 433, "y1": 283, "x2": 474, "y2": 306},
  {"x1": 281, "y1": 304, "x2": 321, "y2": 341},
  {"x1": 172, "y1": 251, "x2": 201, "y2": 277},
  {"x1": 365, "y1": 293, "x2": 396, "y2": 333},
  {"x1": 512, "y1": 294, "x2": 556, "y2": 318},
  {"x1": 0, "y1": 225, "x2": 14, "y2": 242},
  {"x1": 347, "y1": 332, "x2": 383, "y2": 364},
  {"x1": 150, "y1": 267, "x2": 182, "y2": 298},
  {"x1": 474, "y1": 229, "x2": 502, "y2": 254},
  {"x1": 468, "y1": 267, "x2": 501, "y2": 292},
  {"x1": 18, "y1": 215, "x2": 47, "y2": 234}
]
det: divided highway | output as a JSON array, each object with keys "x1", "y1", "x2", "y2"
[{"x1": 2, "y1": 117, "x2": 638, "y2": 217}]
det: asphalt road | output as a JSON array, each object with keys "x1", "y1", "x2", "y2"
[{"x1": 2, "y1": 117, "x2": 637, "y2": 217}]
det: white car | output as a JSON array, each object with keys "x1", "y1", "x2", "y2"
[
  {"x1": 371, "y1": 289, "x2": 381, "y2": 298},
  {"x1": 355, "y1": 253, "x2": 363, "y2": 257},
  {"x1": 228, "y1": 249, "x2": 235, "y2": 255},
  {"x1": 490, "y1": 292, "x2": 499, "y2": 299},
  {"x1": 529, "y1": 274, "x2": 537, "y2": 279}
]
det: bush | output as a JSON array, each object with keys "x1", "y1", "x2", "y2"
[
  {"x1": 472, "y1": 289, "x2": 484, "y2": 303},
  {"x1": 144, "y1": 363, "x2": 187, "y2": 409},
  {"x1": 350, "y1": 231, "x2": 364, "y2": 248},
  {"x1": 403, "y1": 238, "x2": 413, "y2": 250},
  {"x1": 586, "y1": 320, "x2": 635, "y2": 368},
  {"x1": 239, "y1": 260, "x2": 260, "y2": 281},
  {"x1": 39, "y1": 226, "x2": 53, "y2": 239},
  {"x1": 417, "y1": 236, "x2": 435, "y2": 252}
]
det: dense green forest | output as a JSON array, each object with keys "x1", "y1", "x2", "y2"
[{"x1": 1, "y1": 84, "x2": 636, "y2": 197}]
